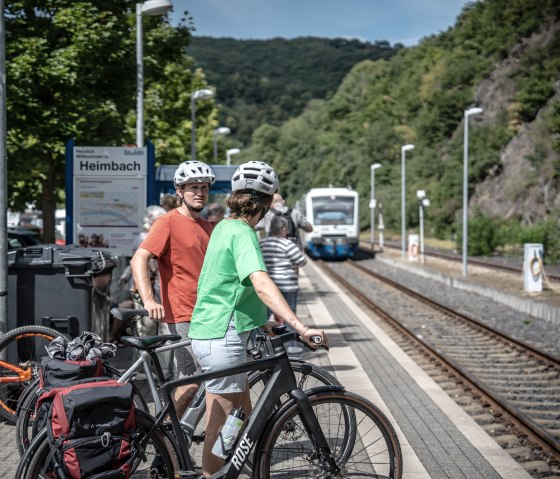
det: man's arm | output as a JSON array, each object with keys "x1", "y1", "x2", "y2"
[{"x1": 130, "y1": 248, "x2": 165, "y2": 320}]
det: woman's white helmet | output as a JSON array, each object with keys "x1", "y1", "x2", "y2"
[
  {"x1": 174, "y1": 161, "x2": 216, "y2": 186},
  {"x1": 231, "y1": 161, "x2": 279, "y2": 195}
]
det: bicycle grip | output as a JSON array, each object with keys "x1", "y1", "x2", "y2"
[{"x1": 310, "y1": 335, "x2": 329, "y2": 351}]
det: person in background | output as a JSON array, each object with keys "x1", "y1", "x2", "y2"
[
  {"x1": 161, "y1": 193, "x2": 178, "y2": 212},
  {"x1": 189, "y1": 161, "x2": 327, "y2": 477},
  {"x1": 260, "y1": 215, "x2": 307, "y2": 358},
  {"x1": 257, "y1": 192, "x2": 313, "y2": 251},
  {"x1": 207, "y1": 202, "x2": 226, "y2": 225},
  {"x1": 130, "y1": 160, "x2": 215, "y2": 416}
]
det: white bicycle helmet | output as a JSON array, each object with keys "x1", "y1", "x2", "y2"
[
  {"x1": 174, "y1": 161, "x2": 216, "y2": 186},
  {"x1": 231, "y1": 161, "x2": 279, "y2": 195}
]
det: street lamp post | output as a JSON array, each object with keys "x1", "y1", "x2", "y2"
[
  {"x1": 190, "y1": 88, "x2": 214, "y2": 161},
  {"x1": 462, "y1": 107, "x2": 483, "y2": 276},
  {"x1": 213, "y1": 127, "x2": 231, "y2": 161},
  {"x1": 136, "y1": 0, "x2": 173, "y2": 147},
  {"x1": 370, "y1": 163, "x2": 382, "y2": 251},
  {"x1": 401, "y1": 144, "x2": 415, "y2": 258},
  {"x1": 226, "y1": 148, "x2": 241, "y2": 166},
  {"x1": 416, "y1": 190, "x2": 430, "y2": 264}
]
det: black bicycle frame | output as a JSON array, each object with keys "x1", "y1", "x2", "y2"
[{"x1": 160, "y1": 333, "x2": 339, "y2": 478}]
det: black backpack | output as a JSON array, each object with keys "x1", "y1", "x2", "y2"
[
  {"x1": 274, "y1": 208, "x2": 296, "y2": 239},
  {"x1": 47, "y1": 379, "x2": 137, "y2": 479}
]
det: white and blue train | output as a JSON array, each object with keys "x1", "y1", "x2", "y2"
[{"x1": 297, "y1": 187, "x2": 360, "y2": 259}]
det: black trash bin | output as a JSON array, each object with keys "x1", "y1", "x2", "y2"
[{"x1": 7, "y1": 245, "x2": 116, "y2": 340}]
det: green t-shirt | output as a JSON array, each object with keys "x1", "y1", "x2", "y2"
[{"x1": 189, "y1": 219, "x2": 267, "y2": 339}]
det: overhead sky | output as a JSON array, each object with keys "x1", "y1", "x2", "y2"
[{"x1": 169, "y1": 0, "x2": 473, "y2": 46}]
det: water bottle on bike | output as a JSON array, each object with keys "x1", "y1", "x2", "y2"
[{"x1": 211, "y1": 407, "x2": 246, "y2": 459}]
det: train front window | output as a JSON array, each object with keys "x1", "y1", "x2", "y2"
[{"x1": 312, "y1": 196, "x2": 354, "y2": 225}]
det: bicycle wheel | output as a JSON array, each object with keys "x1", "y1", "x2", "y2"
[
  {"x1": 24, "y1": 409, "x2": 179, "y2": 479},
  {"x1": 16, "y1": 366, "x2": 149, "y2": 456},
  {"x1": 255, "y1": 390, "x2": 403, "y2": 479},
  {"x1": 0, "y1": 325, "x2": 62, "y2": 423}
]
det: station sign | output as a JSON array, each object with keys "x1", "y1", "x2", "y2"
[{"x1": 71, "y1": 146, "x2": 147, "y2": 255}]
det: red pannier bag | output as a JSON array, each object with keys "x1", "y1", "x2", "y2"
[
  {"x1": 47, "y1": 380, "x2": 136, "y2": 479},
  {"x1": 33, "y1": 357, "x2": 107, "y2": 438}
]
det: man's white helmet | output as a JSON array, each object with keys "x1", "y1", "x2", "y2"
[
  {"x1": 231, "y1": 161, "x2": 279, "y2": 195},
  {"x1": 174, "y1": 161, "x2": 216, "y2": 186}
]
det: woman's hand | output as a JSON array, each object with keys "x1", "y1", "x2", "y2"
[
  {"x1": 300, "y1": 328, "x2": 329, "y2": 350},
  {"x1": 262, "y1": 319, "x2": 282, "y2": 335}
]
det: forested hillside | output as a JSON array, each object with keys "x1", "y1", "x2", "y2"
[
  {"x1": 236, "y1": 0, "x2": 560, "y2": 260},
  {"x1": 187, "y1": 36, "x2": 402, "y2": 145}
]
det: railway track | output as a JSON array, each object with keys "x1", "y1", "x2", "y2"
[
  {"x1": 362, "y1": 240, "x2": 560, "y2": 283},
  {"x1": 317, "y1": 259, "x2": 560, "y2": 477}
]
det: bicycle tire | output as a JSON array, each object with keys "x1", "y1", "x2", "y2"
[
  {"x1": 16, "y1": 364, "x2": 150, "y2": 456},
  {"x1": 22, "y1": 409, "x2": 179, "y2": 479},
  {"x1": 0, "y1": 325, "x2": 62, "y2": 423},
  {"x1": 255, "y1": 390, "x2": 403, "y2": 479}
]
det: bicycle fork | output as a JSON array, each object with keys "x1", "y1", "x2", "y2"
[{"x1": 291, "y1": 388, "x2": 340, "y2": 476}]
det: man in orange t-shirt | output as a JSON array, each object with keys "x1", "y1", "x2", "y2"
[{"x1": 131, "y1": 160, "x2": 216, "y2": 415}]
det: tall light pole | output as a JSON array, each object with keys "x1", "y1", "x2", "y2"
[
  {"x1": 416, "y1": 190, "x2": 430, "y2": 264},
  {"x1": 370, "y1": 163, "x2": 382, "y2": 251},
  {"x1": 462, "y1": 107, "x2": 483, "y2": 276},
  {"x1": 191, "y1": 88, "x2": 214, "y2": 161},
  {"x1": 213, "y1": 127, "x2": 231, "y2": 161},
  {"x1": 136, "y1": 0, "x2": 173, "y2": 147},
  {"x1": 401, "y1": 144, "x2": 415, "y2": 258},
  {"x1": 226, "y1": 148, "x2": 241, "y2": 166}
]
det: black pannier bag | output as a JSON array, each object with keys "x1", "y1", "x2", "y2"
[
  {"x1": 47, "y1": 380, "x2": 136, "y2": 479},
  {"x1": 33, "y1": 357, "x2": 106, "y2": 438}
]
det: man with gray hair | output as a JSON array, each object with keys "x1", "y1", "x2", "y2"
[{"x1": 258, "y1": 192, "x2": 313, "y2": 250}]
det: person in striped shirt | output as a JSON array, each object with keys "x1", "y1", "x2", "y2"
[{"x1": 260, "y1": 215, "x2": 307, "y2": 357}]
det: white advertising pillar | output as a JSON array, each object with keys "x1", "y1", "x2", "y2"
[
  {"x1": 524, "y1": 243, "x2": 544, "y2": 292},
  {"x1": 408, "y1": 234, "x2": 419, "y2": 261}
]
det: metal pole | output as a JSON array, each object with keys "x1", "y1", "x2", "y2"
[
  {"x1": 401, "y1": 148, "x2": 406, "y2": 258},
  {"x1": 370, "y1": 166, "x2": 374, "y2": 248},
  {"x1": 378, "y1": 203, "x2": 384, "y2": 252},
  {"x1": 191, "y1": 95, "x2": 196, "y2": 161},
  {"x1": 213, "y1": 132, "x2": 217, "y2": 161},
  {"x1": 462, "y1": 112, "x2": 469, "y2": 276},
  {"x1": 419, "y1": 202, "x2": 425, "y2": 264},
  {"x1": 0, "y1": 2, "x2": 7, "y2": 334},
  {"x1": 136, "y1": 4, "x2": 144, "y2": 147}
]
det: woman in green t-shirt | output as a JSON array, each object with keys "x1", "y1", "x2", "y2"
[{"x1": 189, "y1": 161, "x2": 328, "y2": 477}]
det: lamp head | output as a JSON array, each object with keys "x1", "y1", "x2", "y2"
[
  {"x1": 227, "y1": 148, "x2": 241, "y2": 156},
  {"x1": 465, "y1": 107, "x2": 483, "y2": 117},
  {"x1": 141, "y1": 0, "x2": 173, "y2": 16},
  {"x1": 215, "y1": 127, "x2": 231, "y2": 136},
  {"x1": 402, "y1": 144, "x2": 415, "y2": 152},
  {"x1": 416, "y1": 190, "x2": 426, "y2": 200},
  {"x1": 371, "y1": 163, "x2": 382, "y2": 170},
  {"x1": 192, "y1": 89, "x2": 214, "y2": 101},
  {"x1": 422, "y1": 198, "x2": 431, "y2": 207}
]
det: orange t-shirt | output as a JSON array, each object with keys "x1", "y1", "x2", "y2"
[{"x1": 139, "y1": 209, "x2": 214, "y2": 324}]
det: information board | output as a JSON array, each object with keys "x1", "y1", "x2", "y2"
[{"x1": 72, "y1": 146, "x2": 147, "y2": 255}]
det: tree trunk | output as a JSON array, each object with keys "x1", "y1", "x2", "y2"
[{"x1": 41, "y1": 158, "x2": 57, "y2": 244}]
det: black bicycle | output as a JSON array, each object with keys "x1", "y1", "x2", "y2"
[{"x1": 18, "y1": 329, "x2": 403, "y2": 478}]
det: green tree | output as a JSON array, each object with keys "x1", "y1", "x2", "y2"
[{"x1": 6, "y1": 1, "x2": 216, "y2": 241}]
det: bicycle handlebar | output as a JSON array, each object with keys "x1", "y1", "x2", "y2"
[{"x1": 111, "y1": 308, "x2": 328, "y2": 351}]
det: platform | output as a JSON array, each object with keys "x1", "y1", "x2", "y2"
[{"x1": 0, "y1": 259, "x2": 532, "y2": 478}]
